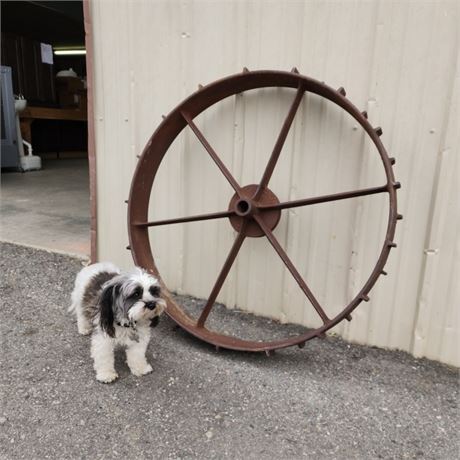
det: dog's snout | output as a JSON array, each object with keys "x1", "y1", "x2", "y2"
[{"x1": 145, "y1": 301, "x2": 157, "y2": 310}]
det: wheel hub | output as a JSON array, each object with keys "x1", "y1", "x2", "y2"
[{"x1": 228, "y1": 184, "x2": 281, "y2": 237}]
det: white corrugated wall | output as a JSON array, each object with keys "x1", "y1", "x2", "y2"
[{"x1": 91, "y1": 0, "x2": 459, "y2": 366}]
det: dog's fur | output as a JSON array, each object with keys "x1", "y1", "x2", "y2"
[{"x1": 69, "y1": 262, "x2": 165, "y2": 383}]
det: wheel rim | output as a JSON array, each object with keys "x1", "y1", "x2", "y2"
[{"x1": 128, "y1": 69, "x2": 400, "y2": 352}]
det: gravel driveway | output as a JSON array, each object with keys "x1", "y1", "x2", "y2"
[{"x1": 0, "y1": 242, "x2": 458, "y2": 459}]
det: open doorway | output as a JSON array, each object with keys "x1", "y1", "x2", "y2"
[{"x1": 1, "y1": 1, "x2": 91, "y2": 257}]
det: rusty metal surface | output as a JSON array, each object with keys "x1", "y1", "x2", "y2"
[
  {"x1": 83, "y1": 0, "x2": 97, "y2": 263},
  {"x1": 228, "y1": 184, "x2": 281, "y2": 238},
  {"x1": 128, "y1": 69, "x2": 400, "y2": 352}
]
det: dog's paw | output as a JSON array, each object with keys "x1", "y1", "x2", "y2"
[
  {"x1": 96, "y1": 370, "x2": 119, "y2": 383},
  {"x1": 78, "y1": 326, "x2": 92, "y2": 336},
  {"x1": 129, "y1": 363, "x2": 153, "y2": 377},
  {"x1": 77, "y1": 319, "x2": 92, "y2": 335}
]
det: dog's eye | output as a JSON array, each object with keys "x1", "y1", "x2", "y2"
[
  {"x1": 149, "y1": 286, "x2": 161, "y2": 297},
  {"x1": 131, "y1": 289, "x2": 142, "y2": 299}
]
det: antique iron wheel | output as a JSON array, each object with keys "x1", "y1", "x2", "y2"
[{"x1": 128, "y1": 69, "x2": 401, "y2": 352}]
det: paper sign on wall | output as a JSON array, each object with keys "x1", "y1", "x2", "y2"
[{"x1": 41, "y1": 43, "x2": 53, "y2": 65}]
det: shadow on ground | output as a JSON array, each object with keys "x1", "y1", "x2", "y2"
[{"x1": 0, "y1": 242, "x2": 458, "y2": 459}]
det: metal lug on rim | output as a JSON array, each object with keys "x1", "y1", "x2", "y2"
[
  {"x1": 126, "y1": 245, "x2": 131, "y2": 250},
  {"x1": 393, "y1": 181, "x2": 401, "y2": 189},
  {"x1": 298, "y1": 341, "x2": 306, "y2": 349},
  {"x1": 389, "y1": 157, "x2": 396, "y2": 165},
  {"x1": 375, "y1": 126, "x2": 383, "y2": 136},
  {"x1": 265, "y1": 350, "x2": 275, "y2": 357},
  {"x1": 242, "y1": 67, "x2": 249, "y2": 73},
  {"x1": 198, "y1": 84, "x2": 203, "y2": 90},
  {"x1": 397, "y1": 214, "x2": 403, "y2": 220},
  {"x1": 381, "y1": 270, "x2": 388, "y2": 276},
  {"x1": 361, "y1": 295, "x2": 370, "y2": 302},
  {"x1": 161, "y1": 114, "x2": 166, "y2": 120},
  {"x1": 387, "y1": 241, "x2": 397, "y2": 248},
  {"x1": 345, "y1": 314, "x2": 352, "y2": 321},
  {"x1": 136, "y1": 154, "x2": 141, "y2": 159},
  {"x1": 291, "y1": 67, "x2": 299, "y2": 74},
  {"x1": 361, "y1": 110, "x2": 368, "y2": 119},
  {"x1": 124, "y1": 200, "x2": 128, "y2": 204},
  {"x1": 337, "y1": 87, "x2": 346, "y2": 96}
]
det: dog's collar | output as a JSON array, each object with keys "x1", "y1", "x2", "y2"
[{"x1": 116, "y1": 320, "x2": 137, "y2": 330}]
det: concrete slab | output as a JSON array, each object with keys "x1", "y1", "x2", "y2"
[{"x1": 0, "y1": 159, "x2": 90, "y2": 257}]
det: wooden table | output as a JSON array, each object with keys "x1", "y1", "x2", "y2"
[{"x1": 20, "y1": 106, "x2": 87, "y2": 144}]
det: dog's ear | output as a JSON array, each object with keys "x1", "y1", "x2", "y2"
[{"x1": 99, "y1": 284, "x2": 117, "y2": 338}]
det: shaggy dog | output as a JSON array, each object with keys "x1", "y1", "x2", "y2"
[{"x1": 69, "y1": 262, "x2": 165, "y2": 383}]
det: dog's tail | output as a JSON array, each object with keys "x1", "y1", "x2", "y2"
[
  {"x1": 68, "y1": 288, "x2": 79, "y2": 313},
  {"x1": 68, "y1": 301, "x2": 77, "y2": 314}
]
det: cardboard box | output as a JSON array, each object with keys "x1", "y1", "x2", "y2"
[{"x1": 56, "y1": 76, "x2": 86, "y2": 108}]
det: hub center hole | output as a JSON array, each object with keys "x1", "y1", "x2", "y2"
[{"x1": 236, "y1": 199, "x2": 251, "y2": 216}]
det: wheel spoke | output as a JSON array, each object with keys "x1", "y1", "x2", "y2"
[
  {"x1": 258, "y1": 185, "x2": 389, "y2": 211},
  {"x1": 253, "y1": 214, "x2": 330, "y2": 324},
  {"x1": 197, "y1": 224, "x2": 247, "y2": 327},
  {"x1": 254, "y1": 84, "x2": 305, "y2": 200},
  {"x1": 181, "y1": 111, "x2": 242, "y2": 195},
  {"x1": 134, "y1": 210, "x2": 234, "y2": 228}
]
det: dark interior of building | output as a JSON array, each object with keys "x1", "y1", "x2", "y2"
[
  {"x1": 1, "y1": 0, "x2": 87, "y2": 159},
  {"x1": 1, "y1": 1, "x2": 90, "y2": 256}
]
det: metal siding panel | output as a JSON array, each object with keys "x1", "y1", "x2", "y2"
[
  {"x1": 92, "y1": 0, "x2": 459, "y2": 365},
  {"x1": 412, "y1": 49, "x2": 459, "y2": 364}
]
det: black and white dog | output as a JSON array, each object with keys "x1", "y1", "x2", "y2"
[{"x1": 69, "y1": 262, "x2": 165, "y2": 383}]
